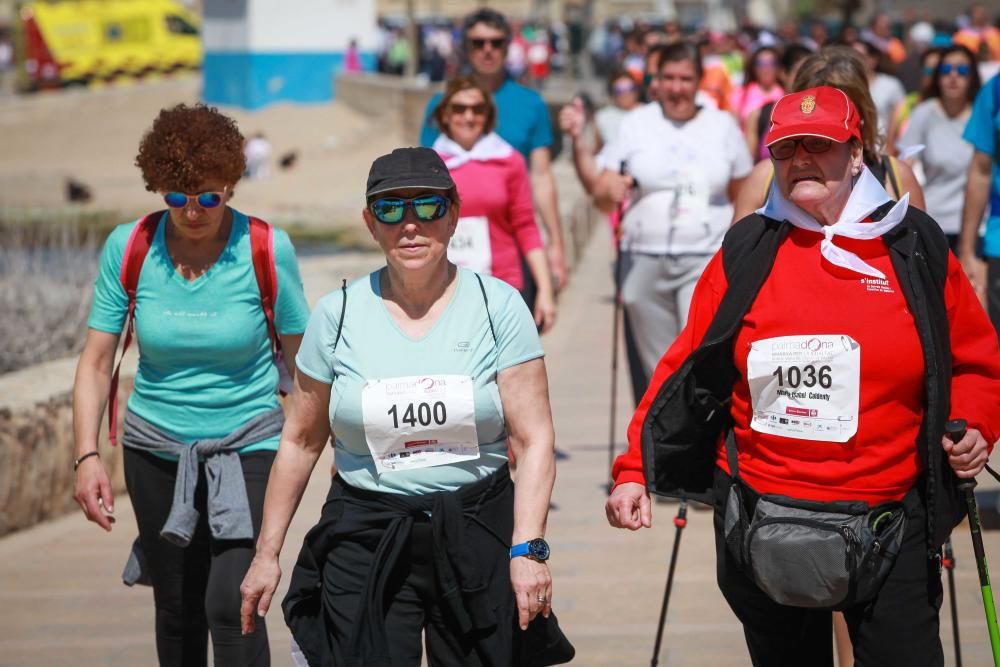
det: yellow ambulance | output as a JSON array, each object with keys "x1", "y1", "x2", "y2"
[{"x1": 17, "y1": 0, "x2": 201, "y2": 90}]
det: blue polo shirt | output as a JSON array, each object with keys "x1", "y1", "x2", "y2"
[
  {"x1": 963, "y1": 74, "x2": 1000, "y2": 257},
  {"x1": 419, "y1": 77, "x2": 553, "y2": 163}
]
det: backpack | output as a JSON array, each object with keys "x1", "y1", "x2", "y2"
[{"x1": 106, "y1": 211, "x2": 288, "y2": 446}]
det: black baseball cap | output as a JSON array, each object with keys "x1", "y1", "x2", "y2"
[{"x1": 365, "y1": 147, "x2": 456, "y2": 200}]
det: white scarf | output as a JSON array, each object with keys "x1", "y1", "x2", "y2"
[
  {"x1": 756, "y1": 167, "x2": 909, "y2": 280},
  {"x1": 432, "y1": 132, "x2": 513, "y2": 170}
]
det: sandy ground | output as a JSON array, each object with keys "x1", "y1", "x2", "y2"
[{"x1": 0, "y1": 75, "x2": 408, "y2": 229}]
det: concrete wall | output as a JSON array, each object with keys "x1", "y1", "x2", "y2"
[
  {"x1": 202, "y1": 0, "x2": 377, "y2": 109},
  {"x1": 0, "y1": 357, "x2": 132, "y2": 538},
  {"x1": 335, "y1": 72, "x2": 439, "y2": 145}
]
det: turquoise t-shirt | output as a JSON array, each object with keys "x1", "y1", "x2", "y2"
[
  {"x1": 420, "y1": 77, "x2": 554, "y2": 162},
  {"x1": 296, "y1": 267, "x2": 544, "y2": 495},
  {"x1": 962, "y1": 74, "x2": 1000, "y2": 257},
  {"x1": 87, "y1": 209, "x2": 311, "y2": 454}
]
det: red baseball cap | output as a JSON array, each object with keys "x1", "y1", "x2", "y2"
[{"x1": 763, "y1": 86, "x2": 863, "y2": 147}]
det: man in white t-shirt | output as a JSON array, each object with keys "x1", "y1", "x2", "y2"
[{"x1": 591, "y1": 42, "x2": 753, "y2": 402}]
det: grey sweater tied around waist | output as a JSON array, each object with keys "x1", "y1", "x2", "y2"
[{"x1": 120, "y1": 407, "x2": 284, "y2": 586}]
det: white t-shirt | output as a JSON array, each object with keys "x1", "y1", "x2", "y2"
[
  {"x1": 594, "y1": 106, "x2": 627, "y2": 145},
  {"x1": 869, "y1": 73, "x2": 906, "y2": 137},
  {"x1": 897, "y1": 99, "x2": 974, "y2": 235},
  {"x1": 598, "y1": 102, "x2": 753, "y2": 255}
]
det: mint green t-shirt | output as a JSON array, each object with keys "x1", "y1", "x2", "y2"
[
  {"x1": 87, "y1": 209, "x2": 310, "y2": 454},
  {"x1": 296, "y1": 267, "x2": 544, "y2": 495}
]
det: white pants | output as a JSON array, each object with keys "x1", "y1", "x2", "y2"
[{"x1": 620, "y1": 252, "x2": 712, "y2": 386}]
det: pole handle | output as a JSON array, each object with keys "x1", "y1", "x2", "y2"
[{"x1": 947, "y1": 419, "x2": 978, "y2": 492}]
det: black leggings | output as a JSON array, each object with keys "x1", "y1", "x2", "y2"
[{"x1": 124, "y1": 448, "x2": 274, "y2": 667}]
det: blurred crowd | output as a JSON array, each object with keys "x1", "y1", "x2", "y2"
[
  {"x1": 369, "y1": 4, "x2": 999, "y2": 107},
  {"x1": 373, "y1": 16, "x2": 574, "y2": 86}
]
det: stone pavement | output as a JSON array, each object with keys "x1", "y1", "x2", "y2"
[{"x1": 5, "y1": 147, "x2": 1000, "y2": 666}]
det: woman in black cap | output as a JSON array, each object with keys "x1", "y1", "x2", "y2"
[{"x1": 239, "y1": 147, "x2": 571, "y2": 666}]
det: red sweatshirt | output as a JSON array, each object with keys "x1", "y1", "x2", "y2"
[
  {"x1": 439, "y1": 151, "x2": 541, "y2": 290},
  {"x1": 614, "y1": 226, "x2": 1000, "y2": 504}
]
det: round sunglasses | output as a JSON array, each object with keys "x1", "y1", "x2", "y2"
[
  {"x1": 163, "y1": 191, "x2": 225, "y2": 209},
  {"x1": 369, "y1": 194, "x2": 451, "y2": 225},
  {"x1": 769, "y1": 136, "x2": 834, "y2": 161}
]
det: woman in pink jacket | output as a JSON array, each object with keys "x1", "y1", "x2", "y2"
[{"x1": 432, "y1": 75, "x2": 557, "y2": 332}]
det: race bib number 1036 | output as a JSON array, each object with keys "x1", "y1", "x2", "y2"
[{"x1": 747, "y1": 335, "x2": 861, "y2": 443}]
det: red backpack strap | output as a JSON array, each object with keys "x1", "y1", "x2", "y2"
[
  {"x1": 248, "y1": 216, "x2": 281, "y2": 357},
  {"x1": 108, "y1": 211, "x2": 162, "y2": 446}
]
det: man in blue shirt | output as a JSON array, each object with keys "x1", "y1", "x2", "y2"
[
  {"x1": 420, "y1": 8, "x2": 569, "y2": 289},
  {"x1": 959, "y1": 74, "x2": 1000, "y2": 333}
]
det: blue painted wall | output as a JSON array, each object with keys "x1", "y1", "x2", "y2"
[{"x1": 203, "y1": 51, "x2": 377, "y2": 109}]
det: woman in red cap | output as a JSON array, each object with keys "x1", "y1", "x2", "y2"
[
  {"x1": 606, "y1": 85, "x2": 1000, "y2": 665},
  {"x1": 733, "y1": 46, "x2": 926, "y2": 221}
]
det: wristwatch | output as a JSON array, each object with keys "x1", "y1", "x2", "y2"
[{"x1": 510, "y1": 538, "x2": 550, "y2": 562}]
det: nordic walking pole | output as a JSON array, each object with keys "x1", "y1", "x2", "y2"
[
  {"x1": 608, "y1": 160, "x2": 628, "y2": 488},
  {"x1": 942, "y1": 538, "x2": 962, "y2": 667},
  {"x1": 946, "y1": 419, "x2": 1000, "y2": 666},
  {"x1": 651, "y1": 500, "x2": 687, "y2": 667}
]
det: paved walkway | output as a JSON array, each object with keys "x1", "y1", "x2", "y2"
[{"x1": 5, "y1": 195, "x2": 1000, "y2": 665}]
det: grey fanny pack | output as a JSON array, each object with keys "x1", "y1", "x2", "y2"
[{"x1": 721, "y1": 433, "x2": 907, "y2": 610}]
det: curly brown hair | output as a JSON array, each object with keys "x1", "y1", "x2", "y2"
[{"x1": 135, "y1": 103, "x2": 246, "y2": 193}]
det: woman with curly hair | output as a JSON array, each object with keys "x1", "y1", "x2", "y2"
[{"x1": 71, "y1": 103, "x2": 310, "y2": 666}]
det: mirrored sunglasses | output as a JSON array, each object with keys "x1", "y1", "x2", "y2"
[
  {"x1": 612, "y1": 82, "x2": 637, "y2": 95},
  {"x1": 163, "y1": 191, "x2": 225, "y2": 209},
  {"x1": 369, "y1": 194, "x2": 451, "y2": 224},
  {"x1": 768, "y1": 136, "x2": 834, "y2": 161},
  {"x1": 939, "y1": 63, "x2": 971, "y2": 76}
]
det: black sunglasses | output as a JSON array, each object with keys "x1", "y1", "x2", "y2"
[
  {"x1": 369, "y1": 194, "x2": 451, "y2": 224},
  {"x1": 768, "y1": 137, "x2": 834, "y2": 161},
  {"x1": 470, "y1": 37, "x2": 506, "y2": 51},
  {"x1": 448, "y1": 102, "x2": 488, "y2": 116}
]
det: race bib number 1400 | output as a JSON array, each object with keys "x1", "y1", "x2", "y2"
[
  {"x1": 361, "y1": 374, "x2": 480, "y2": 474},
  {"x1": 747, "y1": 335, "x2": 861, "y2": 443}
]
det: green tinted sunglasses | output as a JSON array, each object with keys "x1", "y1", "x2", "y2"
[{"x1": 369, "y1": 194, "x2": 451, "y2": 224}]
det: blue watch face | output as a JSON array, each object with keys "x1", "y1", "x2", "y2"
[{"x1": 528, "y1": 538, "x2": 550, "y2": 561}]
